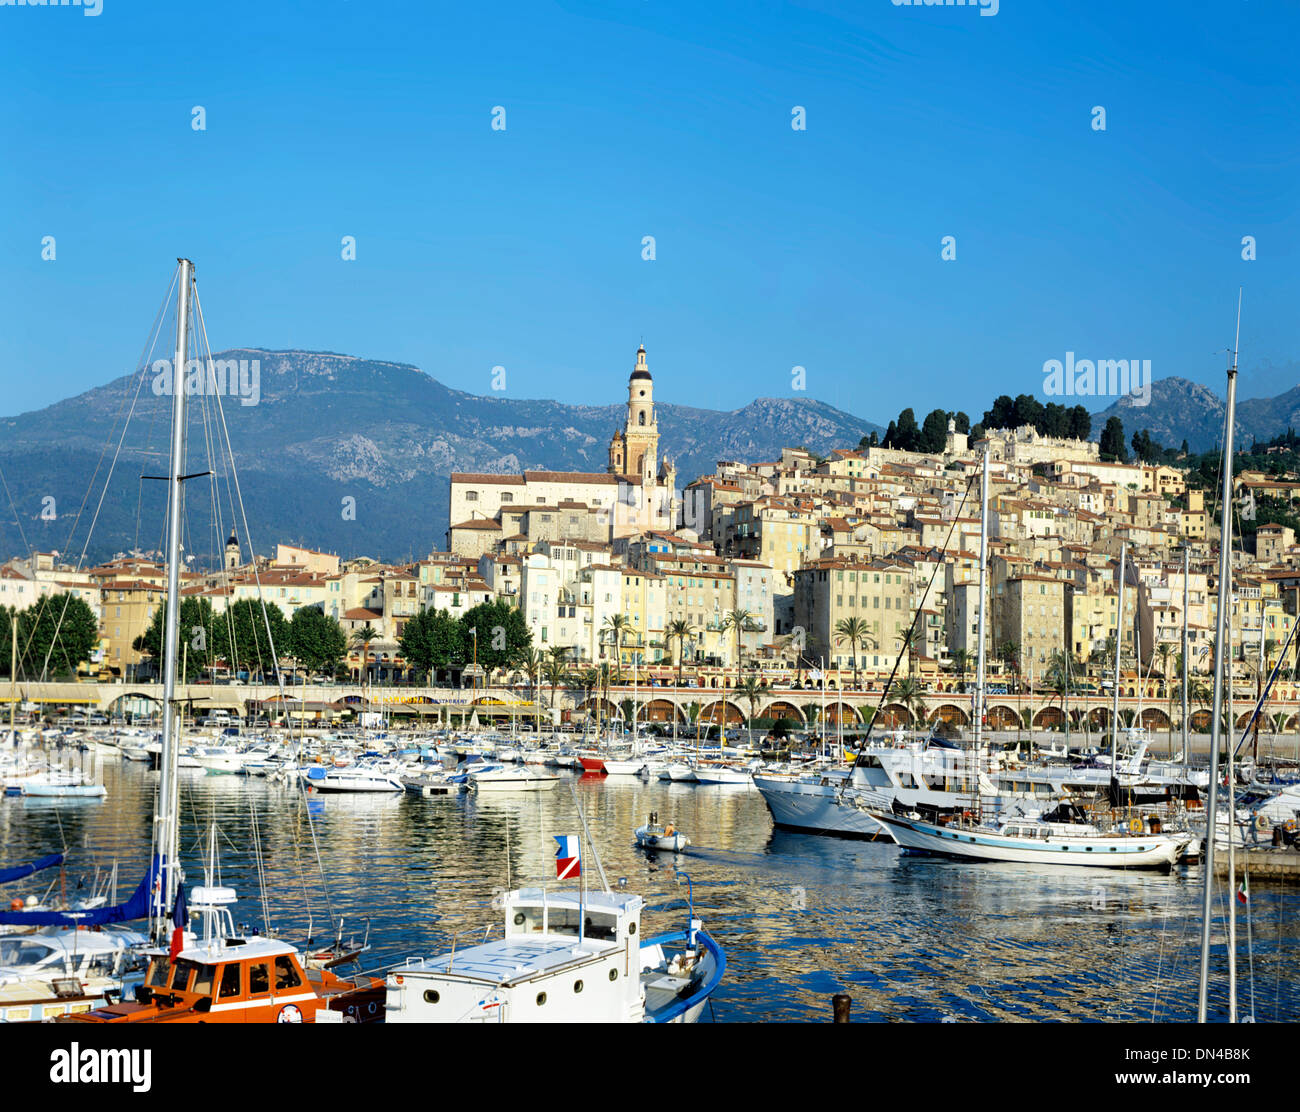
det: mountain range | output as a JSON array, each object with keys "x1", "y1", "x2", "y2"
[
  {"x1": 1092, "y1": 368, "x2": 1300, "y2": 454},
  {"x1": 3, "y1": 349, "x2": 1297, "y2": 566},
  {"x1": 0, "y1": 349, "x2": 884, "y2": 564}
]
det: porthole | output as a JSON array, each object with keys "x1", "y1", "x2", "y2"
[
  {"x1": 536, "y1": 992, "x2": 547, "y2": 1006},
  {"x1": 628, "y1": 922, "x2": 636, "y2": 935},
  {"x1": 609, "y1": 969, "x2": 618, "y2": 982},
  {"x1": 513, "y1": 913, "x2": 526, "y2": 926},
  {"x1": 574, "y1": 980, "x2": 584, "y2": 994},
  {"x1": 423, "y1": 990, "x2": 440, "y2": 1004}
]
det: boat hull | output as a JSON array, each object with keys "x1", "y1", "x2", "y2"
[
  {"x1": 871, "y1": 812, "x2": 1188, "y2": 869},
  {"x1": 754, "y1": 776, "x2": 889, "y2": 839}
]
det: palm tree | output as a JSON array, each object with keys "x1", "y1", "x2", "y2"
[
  {"x1": 601, "y1": 614, "x2": 631, "y2": 680},
  {"x1": 721, "y1": 608, "x2": 755, "y2": 684},
  {"x1": 999, "y1": 639, "x2": 1020, "y2": 689},
  {"x1": 665, "y1": 618, "x2": 696, "y2": 690},
  {"x1": 890, "y1": 677, "x2": 925, "y2": 730},
  {"x1": 1043, "y1": 650, "x2": 1073, "y2": 738},
  {"x1": 349, "y1": 625, "x2": 378, "y2": 686},
  {"x1": 833, "y1": 616, "x2": 873, "y2": 691},
  {"x1": 902, "y1": 626, "x2": 925, "y2": 679},
  {"x1": 515, "y1": 646, "x2": 544, "y2": 729},
  {"x1": 542, "y1": 651, "x2": 569, "y2": 709},
  {"x1": 735, "y1": 674, "x2": 765, "y2": 747},
  {"x1": 575, "y1": 667, "x2": 599, "y2": 737},
  {"x1": 596, "y1": 661, "x2": 614, "y2": 731},
  {"x1": 948, "y1": 647, "x2": 972, "y2": 692}
]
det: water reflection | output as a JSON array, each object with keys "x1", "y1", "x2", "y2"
[{"x1": 1, "y1": 758, "x2": 1295, "y2": 1022}]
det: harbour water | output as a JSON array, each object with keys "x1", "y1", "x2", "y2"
[{"x1": 5, "y1": 753, "x2": 1298, "y2": 1023}]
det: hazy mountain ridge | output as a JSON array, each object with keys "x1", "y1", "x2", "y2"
[{"x1": 0, "y1": 349, "x2": 884, "y2": 563}]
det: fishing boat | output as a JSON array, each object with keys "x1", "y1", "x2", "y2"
[{"x1": 635, "y1": 812, "x2": 690, "y2": 851}]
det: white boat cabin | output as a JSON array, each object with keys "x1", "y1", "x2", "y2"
[{"x1": 386, "y1": 888, "x2": 646, "y2": 1023}]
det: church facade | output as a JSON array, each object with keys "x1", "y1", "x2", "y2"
[{"x1": 447, "y1": 345, "x2": 678, "y2": 549}]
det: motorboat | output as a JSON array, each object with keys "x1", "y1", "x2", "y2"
[
  {"x1": 470, "y1": 766, "x2": 560, "y2": 793},
  {"x1": 385, "y1": 885, "x2": 724, "y2": 1023},
  {"x1": 0, "y1": 926, "x2": 147, "y2": 1023},
  {"x1": 63, "y1": 886, "x2": 386, "y2": 1024},
  {"x1": 303, "y1": 765, "x2": 404, "y2": 793},
  {"x1": 635, "y1": 812, "x2": 690, "y2": 852}
]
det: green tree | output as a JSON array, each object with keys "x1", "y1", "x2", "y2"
[
  {"x1": 948, "y1": 647, "x2": 972, "y2": 691},
  {"x1": 287, "y1": 606, "x2": 348, "y2": 679},
  {"x1": 722, "y1": 608, "x2": 755, "y2": 683},
  {"x1": 462, "y1": 599, "x2": 532, "y2": 681},
  {"x1": 542, "y1": 649, "x2": 570, "y2": 709},
  {"x1": 0, "y1": 605, "x2": 14, "y2": 679},
  {"x1": 665, "y1": 618, "x2": 696, "y2": 689},
  {"x1": 215, "y1": 599, "x2": 288, "y2": 678},
  {"x1": 133, "y1": 596, "x2": 217, "y2": 681},
  {"x1": 920, "y1": 409, "x2": 950, "y2": 454},
  {"x1": 833, "y1": 616, "x2": 874, "y2": 690},
  {"x1": 348, "y1": 624, "x2": 379, "y2": 685},
  {"x1": 1100, "y1": 416, "x2": 1128, "y2": 463},
  {"x1": 734, "y1": 674, "x2": 765, "y2": 747},
  {"x1": 17, "y1": 594, "x2": 99, "y2": 680},
  {"x1": 398, "y1": 608, "x2": 465, "y2": 680},
  {"x1": 601, "y1": 613, "x2": 632, "y2": 678},
  {"x1": 890, "y1": 677, "x2": 925, "y2": 728}
]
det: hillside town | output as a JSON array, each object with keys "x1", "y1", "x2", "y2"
[{"x1": 5, "y1": 347, "x2": 1300, "y2": 727}]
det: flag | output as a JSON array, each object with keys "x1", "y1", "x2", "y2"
[
  {"x1": 554, "y1": 834, "x2": 581, "y2": 880},
  {"x1": 169, "y1": 884, "x2": 187, "y2": 961},
  {"x1": 1237, "y1": 877, "x2": 1249, "y2": 905}
]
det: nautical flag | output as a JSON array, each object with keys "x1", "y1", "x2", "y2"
[
  {"x1": 169, "y1": 885, "x2": 187, "y2": 961},
  {"x1": 554, "y1": 835, "x2": 581, "y2": 880},
  {"x1": 1237, "y1": 877, "x2": 1249, "y2": 905}
]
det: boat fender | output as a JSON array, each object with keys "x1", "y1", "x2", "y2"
[{"x1": 1127, "y1": 817, "x2": 1143, "y2": 834}]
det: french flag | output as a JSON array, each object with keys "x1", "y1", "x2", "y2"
[
  {"x1": 554, "y1": 835, "x2": 581, "y2": 880},
  {"x1": 169, "y1": 885, "x2": 187, "y2": 961}
]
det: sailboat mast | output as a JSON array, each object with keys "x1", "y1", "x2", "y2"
[
  {"x1": 1181, "y1": 546, "x2": 1189, "y2": 768},
  {"x1": 1197, "y1": 293, "x2": 1241, "y2": 1022},
  {"x1": 1112, "y1": 543, "x2": 1126, "y2": 762},
  {"x1": 156, "y1": 257, "x2": 193, "y2": 936},
  {"x1": 973, "y1": 449, "x2": 989, "y2": 803}
]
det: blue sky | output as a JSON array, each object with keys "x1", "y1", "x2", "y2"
[{"x1": 1, "y1": 0, "x2": 1297, "y2": 428}]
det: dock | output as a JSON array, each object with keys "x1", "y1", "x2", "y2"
[{"x1": 1213, "y1": 847, "x2": 1300, "y2": 879}]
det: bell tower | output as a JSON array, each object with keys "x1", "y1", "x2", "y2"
[{"x1": 609, "y1": 343, "x2": 659, "y2": 484}]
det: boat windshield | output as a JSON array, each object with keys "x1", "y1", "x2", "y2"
[{"x1": 0, "y1": 939, "x2": 56, "y2": 968}]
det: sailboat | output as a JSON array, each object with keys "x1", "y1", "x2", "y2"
[
  {"x1": 5, "y1": 259, "x2": 385, "y2": 1025},
  {"x1": 863, "y1": 451, "x2": 1192, "y2": 868}
]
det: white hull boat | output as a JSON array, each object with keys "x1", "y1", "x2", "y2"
[
  {"x1": 635, "y1": 813, "x2": 689, "y2": 851},
  {"x1": 385, "y1": 886, "x2": 723, "y2": 1024},
  {"x1": 471, "y1": 767, "x2": 560, "y2": 792},
  {"x1": 602, "y1": 759, "x2": 645, "y2": 776},
  {"x1": 869, "y1": 808, "x2": 1191, "y2": 869}
]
